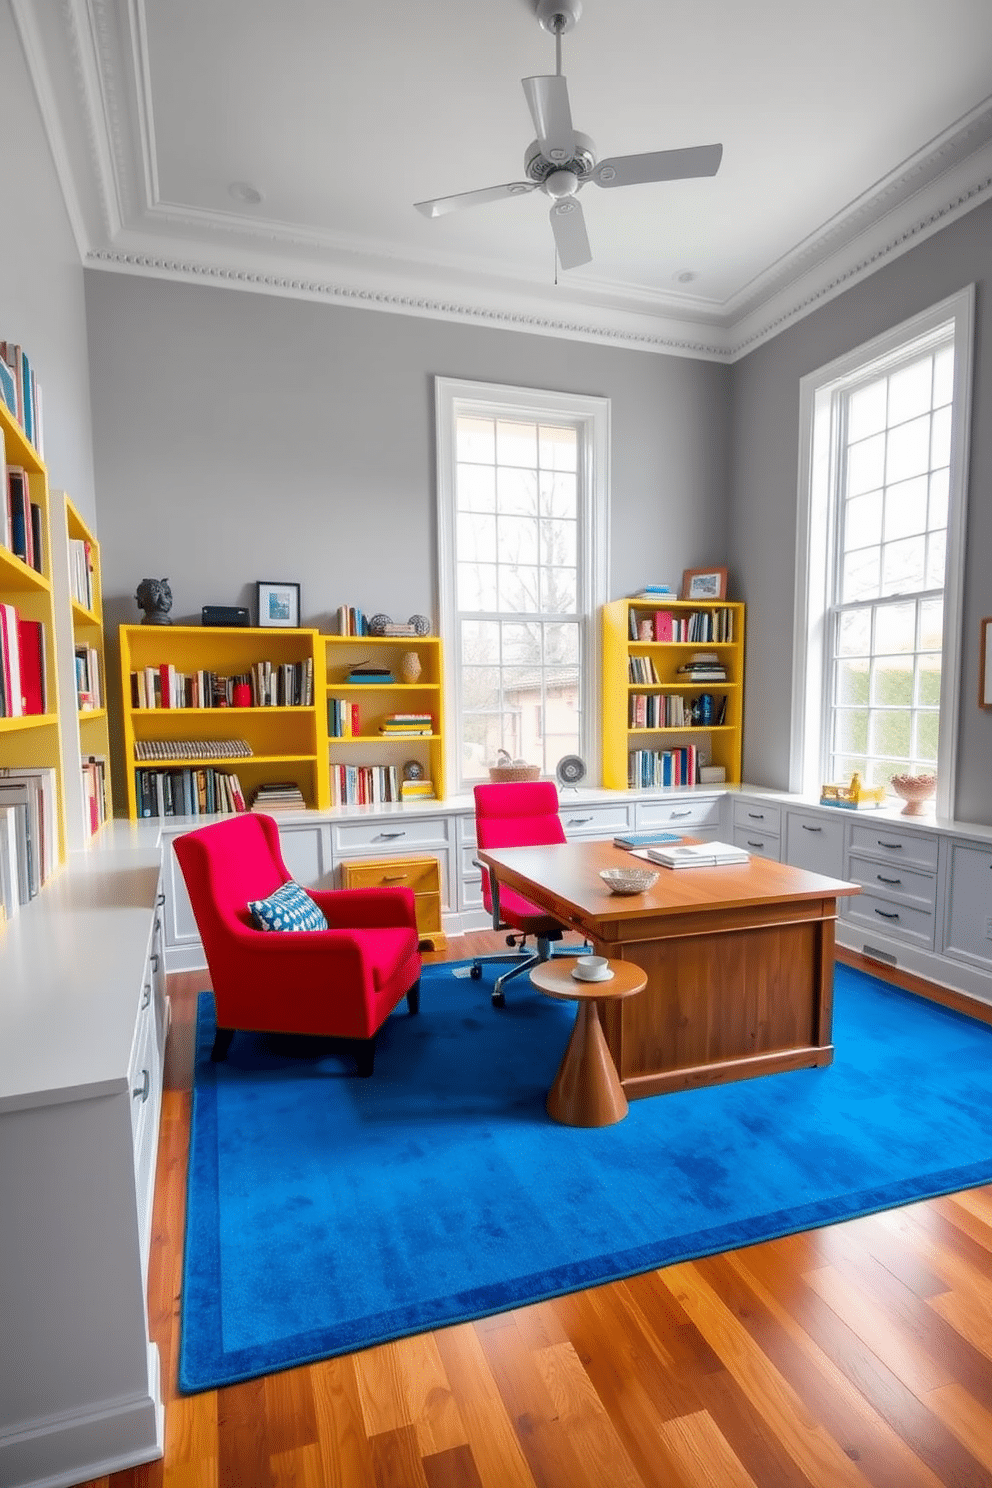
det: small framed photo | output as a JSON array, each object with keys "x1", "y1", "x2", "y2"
[
  {"x1": 681, "y1": 566, "x2": 728, "y2": 601},
  {"x1": 257, "y1": 580, "x2": 301, "y2": 629},
  {"x1": 980, "y1": 616, "x2": 992, "y2": 708}
]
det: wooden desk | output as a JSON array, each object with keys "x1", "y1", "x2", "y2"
[{"x1": 477, "y1": 840, "x2": 859, "y2": 1101}]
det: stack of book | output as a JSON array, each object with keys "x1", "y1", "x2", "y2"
[
  {"x1": 0, "y1": 766, "x2": 58, "y2": 909},
  {"x1": 400, "y1": 777, "x2": 435, "y2": 801},
  {"x1": 335, "y1": 605, "x2": 369, "y2": 636},
  {"x1": 81, "y1": 756, "x2": 108, "y2": 838},
  {"x1": 379, "y1": 712, "x2": 433, "y2": 736},
  {"x1": 675, "y1": 651, "x2": 727, "y2": 682},
  {"x1": 627, "y1": 744, "x2": 699, "y2": 789},
  {"x1": 328, "y1": 698, "x2": 361, "y2": 737},
  {"x1": 250, "y1": 781, "x2": 307, "y2": 812},
  {"x1": 646, "y1": 840, "x2": 749, "y2": 869},
  {"x1": 4, "y1": 466, "x2": 44, "y2": 572},
  {"x1": 346, "y1": 664, "x2": 394, "y2": 684},
  {"x1": 0, "y1": 604, "x2": 46, "y2": 716},
  {"x1": 74, "y1": 644, "x2": 102, "y2": 710},
  {"x1": 0, "y1": 340, "x2": 43, "y2": 454},
  {"x1": 68, "y1": 535, "x2": 95, "y2": 609},
  {"x1": 628, "y1": 584, "x2": 674, "y2": 601},
  {"x1": 133, "y1": 738, "x2": 252, "y2": 762},
  {"x1": 136, "y1": 768, "x2": 246, "y2": 818},
  {"x1": 330, "y1": 763, "x2": 401, "y2": 806}
]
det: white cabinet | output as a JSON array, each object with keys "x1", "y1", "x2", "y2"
[
  {"x1": 784, "y1": 807, "x2": 847, "y2": 880},
  {"x1": 634, "y1": 794, "x2": 722, "y2": 836},
  {"x1": 942, "y1": 838, "x2": 992, "y2": 975},
  {"x1": 0, "y1": 824, "x2": 167, "y2": 1488},
  {"x1": 732, "y1": 798, "x2": 782, "y2": 860},
  {"x1": 558, "y1": 799, "x2": 633, "y2": 839},
  {"x1": 842, "y1": 820, "x2": 939, "y2": 953}
]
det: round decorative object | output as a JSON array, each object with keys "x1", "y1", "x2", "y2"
[
  {"x1": 399, "y1": 650, "x2": 422, "y2": 683},
  {"x1": 890, "y1": 772, "x2": 937, "y2": 816},
  {"x1": 556, "y1": 754, "x2": 586, "y2": 788},
  {"x1": 135, "y1": 577, "x2": 173, "y2": 625},
  {"x1": 408, "y1": 614, "x2": 431, "y2": 636},
  {"x1": 402, "y1": 759, "x2": 424, "y2": 781},
  {"x1": 599, "y1": 868, "x2": 659, "y2": 896},
  {"x1": 368, "y1": 614, "x2": 391, "y2": 636}
]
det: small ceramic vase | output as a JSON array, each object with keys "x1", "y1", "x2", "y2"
[{"x1": 399, "y1": 651, "x2": 422, "y2": 684}]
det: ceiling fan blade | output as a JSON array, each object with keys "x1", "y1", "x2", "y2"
[
  {"x1": 522, "y1": 74, "x2": 576, "y2": 162},
  {"x1": 414, "y1": 181, "x2": 537, "y2": 218},
  {"x1": 593, "y1": 143, "x2": 723, "y2": 188},
  {"x1": 549, "y1": 199, "x2": 591, "y2": 270}
]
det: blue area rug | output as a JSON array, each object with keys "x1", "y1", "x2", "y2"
[{"x1": 179, "y1": 961, "x2": 992, "y2": 1392}]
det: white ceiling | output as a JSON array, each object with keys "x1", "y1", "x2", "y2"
[{"x1": 14, "y1": 0, "x2": 992, "y2": 358}]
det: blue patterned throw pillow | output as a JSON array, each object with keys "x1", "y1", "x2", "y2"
[{"x1": 247, "y1": 879, "x2": 328, "y2": 933}]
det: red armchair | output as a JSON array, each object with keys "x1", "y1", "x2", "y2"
[{"x1": 172, "y1": 812, "x2": 422, "y2": 1075}]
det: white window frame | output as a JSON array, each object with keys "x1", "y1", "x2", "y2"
[
  {"x1": 435, "y1": 377, "x2": 611, "y2": 795},
  {"x1": 791, "y1": 286, "x2": 974, "y2": 821}
]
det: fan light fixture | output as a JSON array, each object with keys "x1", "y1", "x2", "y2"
[{"x1": 414, "y1": 1, "x2": 722, "y2": 271}]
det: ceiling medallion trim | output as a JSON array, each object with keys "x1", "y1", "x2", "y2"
[{"x1": 83, "y1": 247, "x2": 732, "y2": 360}]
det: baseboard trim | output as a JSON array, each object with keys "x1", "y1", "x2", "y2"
[
  {"x1": 837, "y1": 944, "x2": 992, "y2": 1027},
  {"x1": 0, "y1": 1347, "x2": 163, "y2": 1488}
]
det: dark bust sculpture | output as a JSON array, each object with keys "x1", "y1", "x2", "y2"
[{"x1": 135, "y1": 577, "x2": 173, "y2": 625}]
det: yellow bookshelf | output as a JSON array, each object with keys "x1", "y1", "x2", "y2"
[
  {"x1": 119, "y1": 625, "x2": 327, "y2": 819},
  {"x1": 50, "y1": 492, "x2": 113, "y2": 845},
  {"x1": 0, "y1": 402, "x2": 66, "y2": 868},
  {"x1": 323, "y1": 634, "x2": 446, "y2": 803},
  {"x1": 602, "y1": 597, "x2": 745, "y2": 789}
]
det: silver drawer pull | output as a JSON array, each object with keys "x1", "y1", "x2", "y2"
[
  {"x1": 877, "y1": 839, "x2": 903, "y2": 849},
  {"x1": 876, "y1": 874, "x2": 902, "y2": 885},
  {"x1": 801, "y1": 824, "x2": 822, "y2": 833},
  {"x1": 874, "y1": 908, "x2": 900, "y2": 920},
  {"x1": 133, "y1": 1069, "x2": 150, "y2": 1103},
  {"x1": 670, "y1": 810, "x2": 692, "y2": 818},
  {"x1": 567, "y1": 816, "x2": 594, "y2": 825},
  {"x1": 141, "y1": 983, "x2": 151, "y2": 1009},
  {"x1": 376, "y1": 831, "x2": 406, "y2": 840}
]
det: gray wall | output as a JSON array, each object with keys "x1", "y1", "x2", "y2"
[
  {"x1": 85, "y1": 270, "x2": 730, "y2": 788},
  {"x1": 0, "y1": 1, "x2": 96, "y2": 525},
  {"x1": 730, "y1": 201, "x2": 992, "y2": 826}
]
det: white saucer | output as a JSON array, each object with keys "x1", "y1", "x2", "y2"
[{"x1": 572, "y1": 966, "x2": 614, "y2": 983}]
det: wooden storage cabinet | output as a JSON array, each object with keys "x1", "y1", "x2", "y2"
[
  {"x1": 323, "y1": 634, "x2": 446, "y2": 804},
  {"x1": 601, "y1": 597, "x2": 745, "y2": 791},
  {"x1": 120, "y1": 624, "x2": 326, "y2": 820},
  {"x1": 340, "y1": 853, "x2": 447, "y2": 949}
]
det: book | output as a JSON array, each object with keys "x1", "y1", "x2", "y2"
[
  {"x1": 0, "y1": 803, "x2": 21, "y2": 919},
  {"x1": 16, "y1": 617, "x2": 45, "y2": 714},
  {"x1": 0, "y1": 601, "x2": 23, "y2": 718},
  {"x1": 613, "y1": 830, "x2": 684, "y2": 849},
  {"x1": 647, "y1": 841, "x2": 750, "y2": 869}
]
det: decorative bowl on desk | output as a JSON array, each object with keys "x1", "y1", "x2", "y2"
[
  {"x1": 890, "y1": 772, "x2": 937, "y2": 815},
  {"x1": 600, "y1": 867, "x2": 659, "y2": 895}
]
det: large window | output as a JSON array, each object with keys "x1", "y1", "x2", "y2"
[
  {"x1": 793, "y1": 289, "x2": 974, "y2": 818},
  {"x1": 436, "y1": 379, "x2": 609, "y2": 793}
]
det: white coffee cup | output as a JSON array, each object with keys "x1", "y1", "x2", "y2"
[{"x1": 574, "y1": 955, "x2": 609, "y2": 980}]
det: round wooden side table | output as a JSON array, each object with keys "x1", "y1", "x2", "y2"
[{"x1": 530, "y1": 957, "x2": 647, "y2": 1126}]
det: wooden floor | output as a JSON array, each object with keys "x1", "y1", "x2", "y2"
[{"x1": 80, "y1": 935, "x2": 992, "y2": 1488}]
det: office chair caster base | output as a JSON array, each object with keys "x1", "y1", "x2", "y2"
[
  {"x1": 491, "y1": 989, "x2": 506, "y2": 1008},
  {"x1": 470, "y1": 963, "x2": 483, "y2": 980}
]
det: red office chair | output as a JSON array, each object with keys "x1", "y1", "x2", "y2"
[
  {"x1": 173, "y1": 813, "x2": 422, "y2": 1076},
  {"x1": 472, "y1": 779, "x2": 572, "y2": 1007}
]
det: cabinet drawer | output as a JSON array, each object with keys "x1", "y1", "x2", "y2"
[
  {"x1": 848, "y1": 822, "x2": 938, "y2": 872},
  {"x1": 785, "y1": 810, "x2": 846, "y2": 880},
  {"x1": 332, "y1": 816, "x2": 449, "y2": 855},
  {"x1": 635, "y1": 795, "x2": 721, "y2": 830},
  {"x1": 845, "y1": 891, "x2": 934, "y2": 950},
  {"x1": 340, "y1": 855, "x2": 440, "y2": 894},
  {"x1": 560, "y1": 801, "x2": 632, "y2": 837},
  {"x1": 846, "y1": 852, "x2": 937, "y2": 913},
  {"x1": 733, "y1": 826, "x2": 781, "y2": 861},
  {"x1": 733, "y1": 799, "x2": 782, "y2": 834}
]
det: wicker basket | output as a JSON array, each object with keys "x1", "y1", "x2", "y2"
[
  {"x1": 488, "y1": 763, "x2": 541, "y2": 783},
  {"x1": 488, "y1": 751, "x2": 541, "y2": 783}
]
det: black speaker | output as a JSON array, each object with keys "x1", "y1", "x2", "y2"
[{"x1": 202, "y1": 605, "x2": 250, "y2": 627}]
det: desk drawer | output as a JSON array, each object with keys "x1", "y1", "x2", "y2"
[
  {"x1": 733, "y1": 826, "x2": 781, "y2": 861},
  {"x1": 560, "y1": 801, "x2": 632, "y2": 837},
  {"x1": 848, "y1": 822, "x2": 938, "y2": 872},
  {"x1": 340, "y1": 855, "x2": 440, "y2": 895}
]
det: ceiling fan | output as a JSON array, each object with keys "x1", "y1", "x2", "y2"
[{"x1": 414, "y1": 0, "x2": 723, "y2": 271}]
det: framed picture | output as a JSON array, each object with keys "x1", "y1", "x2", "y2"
[
  {"x1": 257, "y1": 580, "x2": 301, "y2": 629},
  {"x1": 980, "y1": 616, "x2": 992, "y2": 708},
  {"x1": 681, "y1": 566, "x2": 728, "y2": 601}
]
